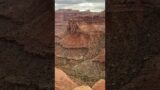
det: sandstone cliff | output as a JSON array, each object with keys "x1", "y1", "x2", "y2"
[
  {"x1": 56, "y1": 16, "x2": 105, "y2": 59},
  {"x1": 55, "y1": 15, "x2": 105, "y2": 86}
]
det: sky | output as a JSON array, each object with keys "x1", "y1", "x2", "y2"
[{"x1": 55, "y1": 0, "x2": 105, "y2": 12}]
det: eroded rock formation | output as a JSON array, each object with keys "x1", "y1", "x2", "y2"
[
  {"x1": 55, "y1": 68, "x2": 78, "y2": 90},
  {"x1": 56, "y1": 15, "x2": 105, "y2": 59},
  {"x1": 55, "y1": 12, "x2": 105, "y2": 87}
]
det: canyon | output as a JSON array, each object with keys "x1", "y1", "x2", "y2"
[
  {"x1": 0, "y1": 0, "x2": 159, "y2": 90},
  {"x1": 55, "y1": 9, "x2": 105, "y2": 90}
]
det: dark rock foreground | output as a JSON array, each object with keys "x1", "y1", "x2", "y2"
[
  {"x1": 0, "y1": 0, "x2": 54, "y2": 89},
  {"x1": 107, "y1": 0, "x2": 160, "y2": 89}
]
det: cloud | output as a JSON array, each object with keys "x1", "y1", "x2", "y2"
[
  {"x1": 55, "y1": 0, "x2": 105, "y2": 12},
  {"x1": 55, "y1": 0, "x2": 85, "y2": 4},
  {"x1": 85, "y1": 0, "x2": 105, "y2": 3}
]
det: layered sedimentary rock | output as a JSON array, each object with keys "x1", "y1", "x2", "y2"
[
  {"x1": 55, "y1": 9, "x2": 99, "y2": 36},
  {"x1": 56, "y1": 15, "x2": 105, "y2": 59},
  {"x1": 0, "y1": 0, "x2": 53, "y2": 89},
  {"x1": 55, "y1": 11, "x2": 105, "y2": 86},
  {"x1": 107, "y1": 0, "x2": 160, "y2": 89}
]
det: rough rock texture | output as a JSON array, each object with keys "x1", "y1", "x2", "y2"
[
  {"x1": 92, "y1": 79, "x2": 105, "y2": 90},
  {"x1": 60, "y1": 33, "x2": 90, "y2": 48},
  {"x1": 120, "y1": 55, "x2": 160, "y2": 90},
  {"x1": 72, "y1": 60, "x2": 105, "y2": 81},
  {"x1": 107, "y1": 0, "x2": 160, "y2": 89},
  {"x1": 0, "y1": 0, "x2": 53, "y2": 89},
  {"x1": 92, "y1": 48, "x2": 105, "y2": 63},
  {"x1": 55, "y1": 68, "x2": 78, "y2": 90}
]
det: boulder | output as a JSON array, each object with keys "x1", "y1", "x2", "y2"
[
  {"x1": 55, "y1": 68, "x2": 78, "y2": 90},
  {"x1": 73, "y1": 86, "x2": 92, "y2": 90},
  {"x1": 92, "y1": 79, "x2": 105, "y2": 90}
]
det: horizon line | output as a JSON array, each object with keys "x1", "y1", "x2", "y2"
[{"x1": 55, "y1": 9, "x2": 105, "y2": 12}]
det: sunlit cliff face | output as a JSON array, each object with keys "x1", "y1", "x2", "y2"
[
  {"x1": 59, "y1": 16, "x2": 105, "y2": 49},
  {"x1": 67, "y1": 16, "x2": 105, "y2": 34},
  {"x1": 79, "y1": 24, "x2": 105, "y2": 33}
]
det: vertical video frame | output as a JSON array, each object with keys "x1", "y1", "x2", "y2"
[{"x1": 55, "y1": 0, "x2": 105, "y2": 90}]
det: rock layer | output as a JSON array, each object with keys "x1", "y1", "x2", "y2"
[
  {"x1": 55, "y1": 10, "x2": 105, "y2": 87},
  {"x1": 57, "y1": 16, "x2": 105, "y2": 59}
]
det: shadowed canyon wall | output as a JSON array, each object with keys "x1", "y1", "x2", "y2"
[
  {"x1": 0, "y1": 0, "x2": 53, "y2": 89},
  {"x1": 107, "y1": 0, "x2": 160, "y2": 90}
]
